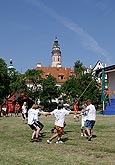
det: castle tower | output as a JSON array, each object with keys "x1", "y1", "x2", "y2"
[
  {"x1": 51, "y1": 37, "x2": 62, "y2": 67},
  {"x1": 8, "y1": 59, "x2": 14, "y2": 69}
]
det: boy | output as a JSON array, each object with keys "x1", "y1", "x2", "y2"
[{"x1": 46, "y1": 103, "x2": 77, "y2": 144}]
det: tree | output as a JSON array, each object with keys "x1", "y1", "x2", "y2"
[
  {"x1": 60, "y1": 75, "x2": 78, "y2": 104},
  {"x1": 74, "y1": 60, "x2": 86, "y2": 78},
  {"x1": 76, "y1": 72, "x2": 101, "y2": 104},
  {"x1": 8, "y1": 67, "x2": 26, "y2": 95},
  {"x1": 60, "y1": 63, "x2": 101, "y2": 109},
  {"x1": 0, "y1": 58, "x2": 10, "y2": 104},
  {"x1": 23, "y1": 69, "x2": 43, "y2": 102},
  {"x1": 40, "y1": 74, "x2": 59, "y2": 109}
]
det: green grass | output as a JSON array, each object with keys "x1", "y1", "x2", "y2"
[{"x1": 0, "y1": 114, "x2": 115, "y2": 165}]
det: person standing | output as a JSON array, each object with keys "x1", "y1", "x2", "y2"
[
  {"x1": 80, "y1": 104, "x2": 87, "y2": 137},
  {"x1": 82, "y1": 99, "x2": 96, "y2": 141},
  {"x1": 21, "y1": 102, "x2": 28, "y2": 124},
  {"x1": 14, "y1": 102, "x2": 20, "y2": 117},
  {"x1": 73, "y1": 101, "x2": 79, "y2": 121}
]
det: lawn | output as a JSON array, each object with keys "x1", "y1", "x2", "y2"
[{"x1": 0, "y1": 114, "x2": 115, "y2": 165}]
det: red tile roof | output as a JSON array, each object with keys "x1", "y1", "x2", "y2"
[{"x1": 35, "y1": 67, "x2": 74, "y2": 83}]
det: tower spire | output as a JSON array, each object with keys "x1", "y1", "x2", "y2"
[
  {"x1": 51, "y1": 37, "x2": 62, "y2": 67},
  {"x1": 8, "y1": 59, "x2": 14, "y2": 69}
]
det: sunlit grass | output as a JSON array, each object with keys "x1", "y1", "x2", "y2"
[{"x1": 0, "y1": 114, "x2": 115, "y2": 165}]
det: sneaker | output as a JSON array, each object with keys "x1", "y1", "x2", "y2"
[
  {"x1": 81, "y1": 133, "x2": 84, "y2": 137},
  {"x1": 56, "y1": 140, "x2": 63, "y2": 144},
  {"x1": 47, "y1": 139, "x2": 52, "y2": 144}
]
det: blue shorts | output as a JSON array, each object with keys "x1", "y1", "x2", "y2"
[{"x1": 85, "y1": 120, "x2": 95, "y2": 129}]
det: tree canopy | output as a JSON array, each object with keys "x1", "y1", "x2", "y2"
[{"x1": 0, "y1": 58, "x2": 9, "y2": 104}]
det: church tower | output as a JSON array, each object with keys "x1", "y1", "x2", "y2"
[
  {"x1": 51, "y1": 37, "x2": 62, "y2": 67},
  {"x1": 8, "y1": 59, "x2": 14, "y2": 69}
]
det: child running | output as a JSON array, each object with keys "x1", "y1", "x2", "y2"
[{"x1": 46, "y1": 103, "x2": 77, "y2": 144}]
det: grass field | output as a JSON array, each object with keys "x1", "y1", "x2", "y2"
[{"x1": 0, "y1": 114, "x2": 115, "y2": 165}]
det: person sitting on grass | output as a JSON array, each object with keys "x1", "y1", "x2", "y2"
[{"x1": 46, "y1": 103, "x2": 79, "y2": 144}]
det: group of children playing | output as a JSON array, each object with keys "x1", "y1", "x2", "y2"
[{"x1": 27, "y1": 99, "x2": 96, "y2": 143}]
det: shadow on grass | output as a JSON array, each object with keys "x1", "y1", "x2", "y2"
[
  {"x1": 62, "y1": 137, "x2": 69, "y2": 142},
  {"x1": 92, "y1": 134, "x2": 97, "y2": 138}
]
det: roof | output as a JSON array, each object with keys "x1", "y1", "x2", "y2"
[
  {"x1": 35, "y1": 67, "x2": 74, "y2": 83},
  {"x1": 92, "y1": 60, "x2": 104, "y2": 71},
  {"x1": 95, "y1": 64, "x2": 115, "y2": 75}
]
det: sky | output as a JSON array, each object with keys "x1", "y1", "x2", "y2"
[{"x1": 0, "y1": 0, "x2": 115, "y2": 73}]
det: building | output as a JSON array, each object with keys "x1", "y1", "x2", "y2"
[
  {"x1": 96, "y1": 65, "x2": 115, "y2": 115},
  {"x1": 35, "y1": 37, "x2": 74, "y2": 87},
  {"x1": 8, "y1": 59, "x2": 14, "y2": 69}
]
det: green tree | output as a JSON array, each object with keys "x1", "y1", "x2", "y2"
[
  {"x1": 74, "y1": 60, "x2": 86, "y2": 78},
  {"x1": 40, "y1": 74, "x2": 59, "y2": 107},
  {"x1": 76, "y1": 72, "x2": 101, "y2": 104},
  {"x1": 60, "y1": 63, "x2": 101, "y2": 109},
  {"x1": 8, "y1": 67, "x2": 26, "y2": 95},
  {"x1": 0, "y1": 58, "x2": 9, "y2": 104},
  {"x1": 60, "y1": 75, "x2": 78, "y2": 104},
  {"x1": 23, "y1": 69, "x2": 43, "y2": 102}
]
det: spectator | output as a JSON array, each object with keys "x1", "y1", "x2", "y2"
[
  {"x1": 22, "y1": 102, "x2": 28, "y2": 124},
  {"x1": 14, "y1": 102, "x2": 20, "y2": 117}
]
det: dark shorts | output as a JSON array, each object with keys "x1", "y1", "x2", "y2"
[
  {"x1": 28, "y1": 121, "x2": 44, "y2": 130},
  {"x1": 85, "y1": 120, "x2": 95, "y2": 129},
  {"x1": 37, "y1": 121, "x2": 44, "y2": 130}
]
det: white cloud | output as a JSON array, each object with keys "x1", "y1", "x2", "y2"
[{"x1": 26, "y1": 0, "x2": 112, "y2": 65}]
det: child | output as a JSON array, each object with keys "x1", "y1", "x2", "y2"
[
  {"x1": 73, "y1": 101, "x2": 79, "y2": 121},
  {"x1": 28, "y1": 104, "x2": 46, "y2": 142},
  {"x1": 21, "y1": 102, "x2": 28, "y2": 124},
  {"x1": 46, "y1": 103, "x2": 77, "y2": 144},
  {"x1": 80, "y1": 104, "x2": 87, "y2": 137},
  {"x1": 35, "y1": 105, "x2": 44, "y2": 136},
  {"x1": 14, "y1": 102, "x2": 20, "y2": 117}
]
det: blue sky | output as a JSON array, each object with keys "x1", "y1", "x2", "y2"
[{"x1": 0, "y1": 0, "x2": 115, "y2": 73}]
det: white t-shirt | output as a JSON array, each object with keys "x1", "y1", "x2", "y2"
[
  {"x1": 34, "y1": 109, "x2": 43, "y2": 121},
  {"x1": 22, "y1": 105, "x2": 27, "y2": 114},
  {"x1": 86, "y1": 104, "x2": 96, "y2": 121},
  {"x1": 81, "y1": 111, "x2": 87, "y2": 121},
  {"x1": 51, "y1": 108, "x2": 70, "y2": 127},
  {"x1": 28, "y1": 108, "x2": 38, "y2": 125}
]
